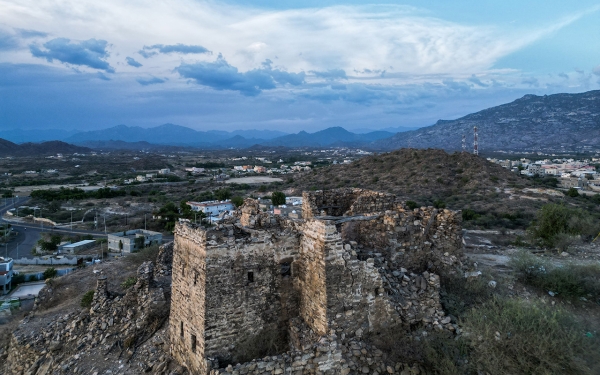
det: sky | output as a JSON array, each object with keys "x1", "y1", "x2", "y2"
[{"x1": 1, "y1": 0, "x2": 600, "y2": 134}]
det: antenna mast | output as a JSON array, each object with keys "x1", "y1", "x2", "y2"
[
  {"x1": 462, "y1": 134, "x2": 466, "y2": 152},
  {"x1": 473, "y1": 126, "x2": 479, "y2": 155}
]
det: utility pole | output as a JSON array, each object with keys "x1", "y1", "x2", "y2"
[
  {"x1": 71, "y1": 212, "x2": 73, "y2": 232},
  {"x1": 144, "y1": 214, "x2": 147, "y2": 230},
  {"x1": 462, "y1": 134, "x2": 466, "y2": 152}
]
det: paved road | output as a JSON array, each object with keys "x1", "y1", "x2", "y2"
[{"x1": 0, "y1": 197, "x2": 173, "y2": 260}]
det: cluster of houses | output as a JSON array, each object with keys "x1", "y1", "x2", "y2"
[
  {"x1": 232, "y1": 161, "x2": 312, "y2": 175},
  {"x1": 489, "y1": 157, "x2": 600, "y2": 191}
]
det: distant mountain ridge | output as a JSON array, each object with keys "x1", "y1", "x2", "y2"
[
  {"x1": 372, "y1": 90, "x2": 600, "y2": 152},
  {"x1": 65, "y1": 124, "x2": 393, "y2": 149},
  {"x1": 0, "y1": 139, "x2": 91, "y2": 156}
]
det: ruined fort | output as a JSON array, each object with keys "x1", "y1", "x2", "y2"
[{"x1": 169, "y1": 188, "x2": 464, "y2": 374}]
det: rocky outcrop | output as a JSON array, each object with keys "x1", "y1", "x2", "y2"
[{"x1": 2, "y1": 262, "x2": 175, "y2": 375}]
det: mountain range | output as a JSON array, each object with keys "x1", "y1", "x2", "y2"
[
  {"x1": 2, "y1": 90, "x2": 599, "y2": 152},
  {"x1": 373, "y1": 90, "x2": 600, "y2": 152},
  {"x1": 64, "y1": 124, "x2": 395, "y2": 149}
]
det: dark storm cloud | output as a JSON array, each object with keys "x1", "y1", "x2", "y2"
[
  {"x1": 29, "y1": 38, "x2": 114, "y2": 72},
  {"x1": 175, "y1": 56, "x2": 305, "y2": 96}
]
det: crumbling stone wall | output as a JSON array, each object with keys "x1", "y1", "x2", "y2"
[
  {"x1": 302, "y1": 188, "x2": 399, "y2": 218},
  {"x1": 170, "y1": 189, "x2": 465, "y2": 374}
]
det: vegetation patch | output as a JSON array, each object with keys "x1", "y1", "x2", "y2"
[
  {"x1": 527, "y1": 203, "x2": 600, "y2": 249},
  {"x1": 510, "y1": 250, "x2": 600, "y2": 301},
  {"x1": 80, "y1": 290, "x2": 95, "y2": 307},
  {"x1": 462, "y1": 297, "x2": 598, "y2": 375}
]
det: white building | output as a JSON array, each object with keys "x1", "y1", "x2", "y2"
[
  {"x1": 159, "y1": 168, "x2": 171, "y2": 175},
  {"x1": 107, "y1": 229, "x2": 162, "y2": 253},
  {"x1": 185, "y1": 167, "x2": 205, "y2": 174},
  {"x1": 0, "y1": 257, "x2": 14, "y2": 295},
  {"x1": 186, "y1": 200, "x2": 234, "y2": 216}
]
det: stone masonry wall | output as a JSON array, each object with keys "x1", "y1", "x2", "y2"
[
  {"x1": 203, "y1": 233, "x2": 300, "y2": 363},
  {"x1": 170, "y1": 223, "x2": 208, "y2": 375},
  {"x1": 296, "y1": 219, "x2": 328, "y2": 336},
  {"x1": 302, "y1": 189, "x2": 399, "y2": 218}
]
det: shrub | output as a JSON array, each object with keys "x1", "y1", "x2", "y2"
[
  {"x1": 510, "y1": 250, "x2": 600, "y2": 301},
  {"x1": 463, "y1": 297, "x2": 598, "y2": 375},
  {"x1": 42, "y1": 267, "x2": 57, "y2": 280},
  {"x1": 433, "y1": 200, "x2": 446, "y2": 209},
  {"x1": 405, "y1": 200, "x2": 418, "y2": 210},
  {"x1": 565, "y1": 187, "x2": 580, "y2": 197},
  {"x1": 81, "y1": 290, "x2": 94, "y2": 307},
  {"x1": 231, "y1": 196, "x2": 244, "y2": 207},
  {"x1": 461, "y1": 209, "x2": 479, "y2": 221},
  {"x1": 11, "y1": 273, "x2": 25, "y2": 286},
  {"x1": 528, "y1": 203, "x2": 599, "y2": 248},
  {"x1": 121, "y1": 277, "x2": 137, "y2": 289}
]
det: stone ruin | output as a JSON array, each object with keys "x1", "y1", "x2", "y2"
[{"x1": 169, "y1": 188, "x2": 465, "y2": 374}]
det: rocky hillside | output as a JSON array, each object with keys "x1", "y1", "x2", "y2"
[
  {"x1": 291, "y1": 149, "x2": 544, "y2": 228},
  {"x1": 373, "y1": 90, "x2": 600, "y2": 152}
]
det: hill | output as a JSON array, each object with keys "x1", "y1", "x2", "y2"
[
  {"x1": 291, "y1": 148, "x2": 545, "y2": 229},
  {"x1": 0, "y1": 139, "x2": 91, "y2": 156},
  {"x1": 372, "y1": 90, "x2": 600, "y2": 152}
]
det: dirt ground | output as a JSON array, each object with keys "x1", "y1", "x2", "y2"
[{"x1": 226, "y1": 176, "x2": 283, "y2": 184}]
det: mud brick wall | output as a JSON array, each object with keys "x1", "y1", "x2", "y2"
[
  {"x1": 203, "y1": 233, "x2": 300, "y2": 362},
  {"x1": 170, "y1": 223, "x2": 208, "y2": 375}
]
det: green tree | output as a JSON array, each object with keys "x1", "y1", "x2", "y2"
[
  {"x1": 231, "y1": 196, "x2": 245, "y2": 207},
  {"x1": 565, "y1": 187, "x2": 579, "y2": 197},
  {"x1": 528, "y1": 203, "x2": 599, "y2": 248},
  {"x1": 42, "y1": 267, "x2": 57, "y2": 280},
  {"x1": 271, "y1": 191, "x2": 286, "y2": 206},
  {"x1": 215, "y1": 188, "x2": 231, "y2": 201}
]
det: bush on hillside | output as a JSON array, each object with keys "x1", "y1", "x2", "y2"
[{"x1": 528, "y1": 203, "x2": 599, "y2": 249}]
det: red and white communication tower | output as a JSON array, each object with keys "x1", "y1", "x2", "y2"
[
  {"x1": 473, "y1": 126, "x2": 479, "y2": 155},
  {"x1": 462, "y1": 134, "x2": 466, "y2": 152}
]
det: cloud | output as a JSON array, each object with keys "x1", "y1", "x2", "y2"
[
  {"x1": 300, "y1": 83, "x2": 396, "y2": 104},
  {"x1": 30, "y1": 38, "x2": 114, "y2": 72},
  {"x1": 176, "y1": 55, "x2": 304, "y2": 96},
  {"x1": 97, "y1": 72, "x2": 111, "y2": 81},
  {"x1": 0, "y1": 29, "x2": 19, "y2": 50},
  {"x1": 136, "y1": 76, "x2": 165, "y2": 86},
  {"x1": 574, "y1": 68, "x2": 584, "y2": 74},
  {"x1": 139, "y1": 43, "x2": 210, "y2": 58},
  {"x1": 593, "y1": 65, "x2": 600, "y2": 76},
  {"x1": 468, "y1": 75, "x2": 489, "y2": 87},
  {"x1": 126, "y1": 57, "x2": 142, "y2": 67},
  {"x1": 558, "y1": 72, "x2": 569, "y2": 79},
  {"x1": 16, "y1": 29, "x2": 48, "y2": 38},
  {"x1": 521, "y1": 77, "x2": 539, "y2": 87},
  {"x1": 310, "y1": 69, "x2": 347, "y2": 80},
  {"x1": 443, "y1": 79, "x2": 471, "y2": 92}
]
